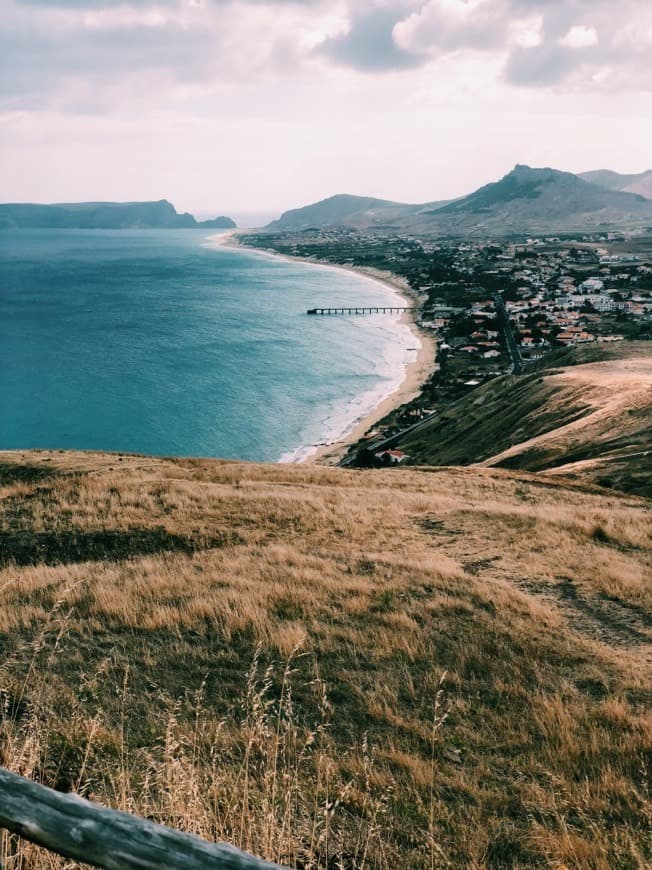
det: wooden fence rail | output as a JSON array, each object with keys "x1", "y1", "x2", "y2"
[{"x1": 0, "y1": 767, "x2": 284, "y2": 870}]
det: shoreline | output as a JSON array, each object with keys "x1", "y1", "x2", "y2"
[{"x1": 208, "y1": 230, "x2": 437, "y2": 466}]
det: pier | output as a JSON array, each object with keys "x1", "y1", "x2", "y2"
[{"x1": 307, "y1": 306, "x2": 416, "y2": 315}]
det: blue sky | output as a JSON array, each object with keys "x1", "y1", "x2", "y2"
[{"x1": 1, "y1": 0, "x2": 651, "y2": 215}]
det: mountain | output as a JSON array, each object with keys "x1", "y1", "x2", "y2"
[
  {"x1": 421, "y1": 164, "x2": 652, "y2": 234},
  {"x1": 265, "y1": 165, "x2": 652, "y2": 237},
  {"x1": 0, "y1": 200, "x2": 236, "y2": 230},
  {"x1": 267, "y1": 193, "x2": 412, "y2": 230},
  {"x1": 266, "y1": 193, "x2": 451, "y2": 231},
  {"x1": 579, "y1": 168, "x2": 652, "y2": 199}
]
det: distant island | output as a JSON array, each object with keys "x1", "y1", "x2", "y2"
[{"x1": 0, "y1": 199, "x2": 236, "y2": 230}]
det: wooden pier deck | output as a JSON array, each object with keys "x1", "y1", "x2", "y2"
[{"x1": 307, "y1": 306, "x2": 416, "y2": 315}]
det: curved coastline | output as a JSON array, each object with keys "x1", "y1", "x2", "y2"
[{"x1": 207, "y1": 230, "x2": 437, "y2": 466}]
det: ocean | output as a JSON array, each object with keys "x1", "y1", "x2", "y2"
[{"x1": 0, "y1": 229, "x2": 418, "y2": 463}]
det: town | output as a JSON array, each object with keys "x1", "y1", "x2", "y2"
[{"x1": 238, "y1": 228, "x2": 652, "y2": 457}]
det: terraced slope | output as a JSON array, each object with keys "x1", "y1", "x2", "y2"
[{"x1": 0, "y1": 450, "x2": 650, "y2": 868}]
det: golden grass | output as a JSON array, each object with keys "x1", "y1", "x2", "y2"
[
  {"x1": 0, "y1": 450, "x2": 650, "y2": 868},
  {"x1": 396, "y1": 344, "x2": 652, "y2": 498},
  {"x1": 485, "y1": 355, "x2": 652, "y2": 466}
]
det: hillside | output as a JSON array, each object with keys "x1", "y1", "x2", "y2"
[
  {"x1": 580, "y1": 169, "x2": 652, "y2": 199},
  {"x1": 264, "y1": 166, "x2": 652, "y2": 237},
  {"x1": 389, "y1": 343, "x2": 652, "y2": 497},
  {"x1": 0, "y1": 200, "x2": 236, "y2": 230},
  {"x1": 0, "y1": 449, "x2": 650, "y2": 868},
  {"x1": 266, "y1": 193, "x2": 436, "y2": 232}
]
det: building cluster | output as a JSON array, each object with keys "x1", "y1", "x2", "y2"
[{"x1": 417, "y1": 238, "x2": 652, "y2": 360}]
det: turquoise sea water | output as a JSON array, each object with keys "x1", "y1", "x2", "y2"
[{"x1": 0, "y1": 229, "x2": 417, "y2": 462}]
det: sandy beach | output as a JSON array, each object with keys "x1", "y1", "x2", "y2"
[{"x1": 209, "y1": 230, "x2": 437, "y2": 465}]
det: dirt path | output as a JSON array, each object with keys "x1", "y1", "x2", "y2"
[
  {"x1": 516, "y1": 575, "x2": 652, "y2": 660},
  {"x1": 417, "y1": 509, "x2": 652, "y2": 666}
]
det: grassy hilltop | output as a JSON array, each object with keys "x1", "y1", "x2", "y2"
[{"x1": 0, "y1": 449, "x2": 650, "y2": 868}]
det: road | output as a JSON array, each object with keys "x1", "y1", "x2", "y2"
[{"x1": 494, "y1": 293, "x2": 525, "y2": 375}]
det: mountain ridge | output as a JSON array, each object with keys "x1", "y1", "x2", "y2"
[
  {"x1": 579, "y1": 168, "x2": 652, "y2": 199},
  {"x1": 266, "y1": 164, "x2": 652, "y2": 236}
]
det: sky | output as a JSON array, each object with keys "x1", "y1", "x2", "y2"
[{"x1": 1, "y1": 0, "x2": 652, "y2": 217}]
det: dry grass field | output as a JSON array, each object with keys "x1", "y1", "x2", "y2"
[
  {"x1": 395, "y1": 342, "x2": 652, "y2": 498},
  {"x1": 0, "y1": 450, "x2": 650, "y2": 868}
]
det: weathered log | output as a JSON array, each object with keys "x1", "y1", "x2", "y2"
[{"x1": 0, "y1": 767, "x2": 284, "y2": 869}]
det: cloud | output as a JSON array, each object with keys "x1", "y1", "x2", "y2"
[
  {"x1": 502, "y1": 1, "x2": 652, "y2": 89},
  {"x1": 508, "y1": 16, "x2": 543, "y2": 49},
  {"x1": 2, "y1": 0, "x2": 652, "y2": 113},
  {"x1": 0, "y1": 0, "x2": 346, "y2": 110},
  {"x1": 319, "y1": 5, "x2": 423, "y2": 72},
  {"x1": 393, "y1": 0, "x2": 506, "y2": 56},
  {"x1": 390, "y1": 0, "x2": 652, "y2": 91},
  {"x1": 503, "y1": 44, "x2": 578, "y2": 87},
  {"x1": 0, "y1": 11, "x2": 218, "y2": 110},
  {"x1": 559, "y1": 25, "x2": 598, "y2": 49}
]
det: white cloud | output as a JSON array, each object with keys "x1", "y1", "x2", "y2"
[
  {"x1": 508, "y1": 16, "x2": 543, "y2": 49},
  {"x1": 393, "y1": 0, "x2": 500, "y2": 56},
  {"x1": 559, "y1": 24, "x2": 599, "y2": 49},
  {"x1": 0, "y1": 0, "x2": 352, "y2": 111},
  {"x1": 2, "y1": 0, "x2": 652, "y2": 210}
]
